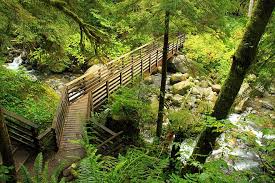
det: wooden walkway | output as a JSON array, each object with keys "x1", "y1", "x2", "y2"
[{"x1": 51, "y1": 35, "x2": 185, "y2": 165}]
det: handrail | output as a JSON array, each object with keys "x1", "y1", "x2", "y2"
[
  {"x1": 1, "y1": 107, "x2": 39, "y2": 148},
  {"x1": 53, "y1": 34, "x2": 185, "y2": 148}
]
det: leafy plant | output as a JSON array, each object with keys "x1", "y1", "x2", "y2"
[{"x1": 20, "y1": 153, "x2": 65, "y2": 183}]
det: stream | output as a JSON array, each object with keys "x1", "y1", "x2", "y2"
[
  {"x1": 179, "y1": 110, "x2": 275, "y2": 171},
  {"x1": 4, "y1": 55, "x2": 79, "y2": 95}
]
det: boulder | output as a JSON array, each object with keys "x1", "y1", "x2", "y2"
[
  {"x1": 235, "y1": 97, "x2": 249, "y2": 113},
  {"x1": 200, "y1": 80, "x2": 209, "y2": 88},
  {"x1": 171, "y1": 94, "x2": 183, "y2": 107},
  {"x1": 212, "y1": 84, "x2": 221, "y2": 93},
  {"x1": 167, "y1": 55, "x2": 188, "y2": 73},
  {"x1": 170, "y1": 73, "x2": 189, "y2": 85},
  {"x1": 172, "y1": 80, "x2": 193, "y2": 95},
  {"x1": 191, "y1": 86, "x2": 201, "y2": 96}
]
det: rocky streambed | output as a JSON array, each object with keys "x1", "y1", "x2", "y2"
[{"x1": 142, "y1": 54, "x2": 275, "y2": 172}]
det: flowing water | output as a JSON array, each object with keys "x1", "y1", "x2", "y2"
[{"x1": 179, "y1": 111, "x2": 275, "y2": 171}]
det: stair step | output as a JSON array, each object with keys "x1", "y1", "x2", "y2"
[{"x1": 13, "y1": 147, "x2": 31, "y2": 172}]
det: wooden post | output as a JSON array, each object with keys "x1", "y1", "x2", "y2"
[
  {"x1": 0, "y1": 108, "x2": 17, "y2": 183},
  {"x1": 106, "y1": 80, "x2": 110, "y2": 98},
  {"x1": 131, "y1": 55, "x2": 134, "y2": 81},
  {"x1": 176, "y1": 38, "x2": 179, "y2": 52},
  {"x1": 141, "y1": 53, "x2": 143, "y2": 78},
  {"x1": 156, "y1": 50, "x2": 159, "y2": 67},
  {"x1": 31, "y1": 127, "x2": 39, "y2": 150},
  {"x1": 90, "y1": 90, "x2": 94, "y2": 112},
  {"x1": 120, "y1": 71, "x2": 123, "y2": 86},
  {"x1": 149, "y1": 54, "x2": 152, "y2": 73}
]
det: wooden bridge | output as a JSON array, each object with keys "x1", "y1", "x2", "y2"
[{"x1": 0, "y1": 35, "x2": 184, "y2": 171}]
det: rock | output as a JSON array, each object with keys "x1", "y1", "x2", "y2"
[
  {"x1": 239, "y1": 82, "x2": 250, "y2": 96},
  {"x1": 207, "y1": 93, "x2": 218, "y2": 102},
  {"x1": 201, "y1": 87, "x2": 213, "y2": 98},
  {"x1": 167, "y1": 55, "x2": 188, "y2": 73},
  {"x1": 171, "y1": 94, "x2": 183, "y2": 107},
  {"x1": 261, "y1": 101, "x2": 274, "y2": 110},
  {"x1": 200, "y1": 80, "x2": 208, "y2": 88},
  {"x1": 144, "y1": 76, "x2": 153, "y2": 85},
  {"x1": 157, "y1": 66, "x2": 162, "y2": 73},
  {"x1": 170, "y1": 73, "x2": 189, "y2": 85},
  {"x1": 191, "y1": 86, "x2": 201, "y2": 96},
  {"x1": 172, "y1": 80, "x2": 193, "y2": 95},
  {"x1": 212, "y1": 84, "x2": 221, "y2": 93},
  {"x1": 235, "y1": 97, "x2": 249, "y2": 113}
]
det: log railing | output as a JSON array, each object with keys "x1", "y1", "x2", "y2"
[
  {"x1": 53, "y1": 35, "x2": 185, "y2": 148},
  {"x1": 1, "y1": 108, "x2": 39, "y2": 148}
]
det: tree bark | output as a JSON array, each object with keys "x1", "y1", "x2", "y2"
[
  {"x1": 248, "y1": 0, "x2": 255, "y2": 17},
  {"x1": 184, "y1": 0, "x2": 274, "y2": 173},
  {"x1": 0, "y1": 108, "x2": 17, "y2": 183},
  {"x1": 156, "y1": 11, "x2": 170, "y2": 138}
]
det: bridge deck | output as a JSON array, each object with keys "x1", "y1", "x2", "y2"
[{"x1": 58, "y1": 94, "x2": 89, "y2": 157}]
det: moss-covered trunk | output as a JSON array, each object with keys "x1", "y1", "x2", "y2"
[
  {"x1": 0, "y1": 108, "x2": 17, "y2": 183},
  {"x1": 185, "y1": 0, "x2": 274, "y2": 173},
  {"x1": 156, "y1": 11, "x2": 170, "y2": 137}
]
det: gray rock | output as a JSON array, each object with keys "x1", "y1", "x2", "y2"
[
  {"x1": 170, "y1": 73, "x2": 189, "y2": 85},
  {"x1": 167, "y1": 55, "x2": 188, "y2": 73},
  {"x1": 172, "y1": 80, "x2": 193, "y2": 95}
]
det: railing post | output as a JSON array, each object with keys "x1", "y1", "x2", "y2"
[
  {"x1": 120, "y1": 70, "x2": 123, "y2": 86},
  {"x1": 176, "y1": 37, "x2": 179, "y2": 52},
  {"x1": 106, "y1": 80, "x2": 109, "y2": 98},
  {"x1": 90, "y1": 90, "x2": 94, "y2": 112},
  {"x1": 131, "y1": 55, "x2": 134, "y2": 81},
  {"x1": 156, "y1": 50, "x2": 159, "y2": 67},
  {"x1": 140, "y1": 53, "x2": 143, "y2": 78},
  {"x1": 149, "y1": 54, "x2": 151, "y2": 73},
  {"x1": 32, "y1": 127, "x2": 39, "y2": 149}
]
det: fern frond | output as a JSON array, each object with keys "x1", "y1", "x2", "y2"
[
  {"x1": 34, "y1": 153, "x2": 43, "y2": 183},
  {"x1": 19, "y1": 165, "x2": 33, "y2": 183}
]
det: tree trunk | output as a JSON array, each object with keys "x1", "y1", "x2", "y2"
[
  {"x1": 0, "y1": 108, "x2": 17, "y2": 183},
  {"x1": 184, "y1": 0, "x2": 274, "y2": 173},
  {"x1": 248, "y1": 0, "x2": 255, "y2": 17},
  {"x1": 156, "y1": 11, "x2": 170, "y2": 138}
]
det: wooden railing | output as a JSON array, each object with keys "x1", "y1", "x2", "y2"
[
  {"x1": 53, "y1": 35, "x2": 185, "y2": 148},
  {"x1": 1, "y1": 108, "x2": 39, "y2": 148}
]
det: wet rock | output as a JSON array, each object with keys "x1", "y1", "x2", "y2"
[
  {"x1": 167, "y1": 55, "x2": 188, "y2": 73},
  {"x1": 172, "y1": 80, "x2": 193, "y2": 95},
  {"x1": 212, "y1": 84, "x2": 221, "y2": 93},
  {"x1": 170, "y1": 73, "x2": 189, "y2": 85}
]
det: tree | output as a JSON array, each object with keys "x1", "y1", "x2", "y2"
[
  {"x1": 248, "y1": 0, "x2": 255, "y2": 17},
  {"x1": 185, "y1": 0, "x2": 274, "y2": 173},
  {"x1": 156, "y1": 10, "x2": 170, "y2": 138},
  {"x1": 0, "y1": 108, "x2": 17, "y2": 183}
]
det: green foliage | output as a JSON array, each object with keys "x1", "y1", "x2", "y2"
[
  {"x1": 20, "y1": 153, "x2": 65, "y2": 183},
  {"x1": 168, "y1": 108, "x2": 203, "y2": 137},
  {"x1": 0, "y1": 61, "x2": 59, "y2": 130},
  {"x1": 0, "y1": 165, "x2": 13, "y2": 182},
  {"x1": 108, "y1": 82, "x2": 158, "y2": 125},
  {"x1": 77, "y1": 145, "x2": 168, "y2": 183}
]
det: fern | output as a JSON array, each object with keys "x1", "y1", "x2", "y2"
[
  {"x1": 34, "y1": 153, "x2": 43, "y2": 183},
  {"x1": 20, "y1": 165, "x2": 33, "y2": 183}
]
